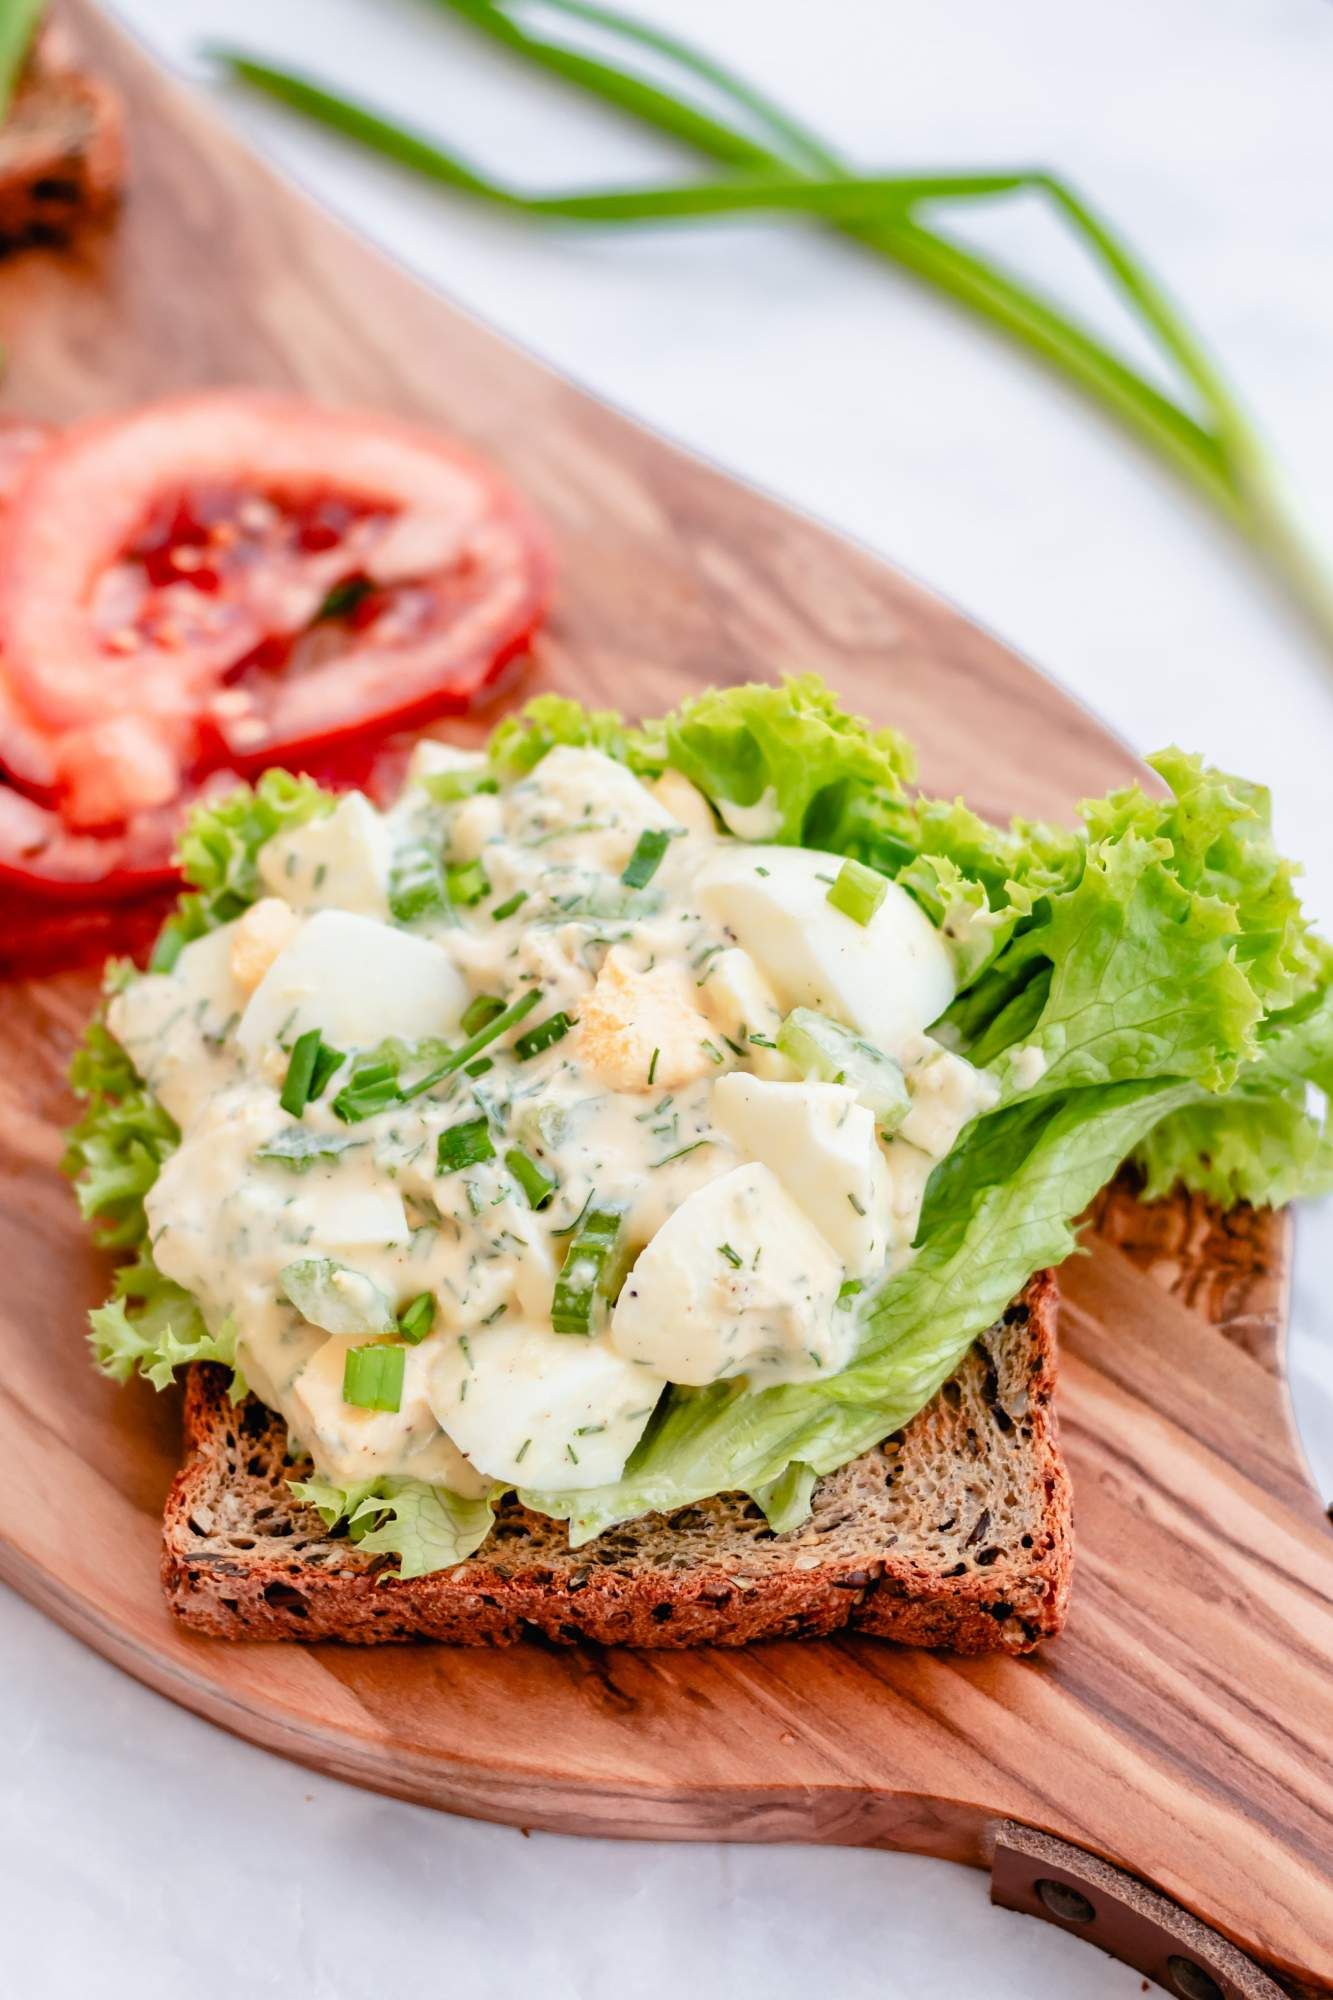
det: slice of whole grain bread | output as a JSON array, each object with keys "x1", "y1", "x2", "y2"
[
  {"x1": 0, "y1": 23, "x2": 124, "y2": 251},
  {"x1": 162, "y1": 1271, "x2": 1072, "y2": 1654}
]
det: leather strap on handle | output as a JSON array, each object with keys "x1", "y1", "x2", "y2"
[{"x1": 990, "y1": 1824, "x2": 1296, "y2": 2000}]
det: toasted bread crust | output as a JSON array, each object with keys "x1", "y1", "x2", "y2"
[
  {"x1": 0, "y1": 24, "x2": 124, "y2": 251},
  {"x1": 162, "y1": 1271, "x2": 1072, "y2": 1654}
]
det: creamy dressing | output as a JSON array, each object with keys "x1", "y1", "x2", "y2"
[{"x1": 109, "y1": 741, "x2": 996, "y2": 1500}]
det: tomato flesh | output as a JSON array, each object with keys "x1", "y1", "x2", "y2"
[{"x1": 0, "y1": 392, "x2": 549, "y2": 827}]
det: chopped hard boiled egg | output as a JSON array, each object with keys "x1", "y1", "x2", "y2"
[
  {"x1": 898, "y1": 1043, "x2": 1000, "y2": 1159},
  {"x1": 711, "y1": 1074, "x2": 891, "y2": 1277},
  {"x1": 106, "y1": 921, "x2": 245, "y2": 1127},
  {"x1": 229, "y1": 896, "x2": 300, "y2": 992},
  {"x1": 610, "y1": 1162, "x2": 848, "y2": 1385},
  {"x1": 429, "y1": 1322, "x2": 665, "y2": 1489},
  {"x1": 697, "y1": 947, "x2": 794, "y2": 1081},
  {"x1": 286, "y1": 1335, "x2": 467, "y2": 1487},
  {"x1": 696, "y1": 844, "x2": 956, "y2": 1054},
  {"x1": 236, "y1": 908, "x2": 468, "y2": 1058},
  {"x1": 506, "y1": 745, "x2": 678, "y2": 874},
  {"x1": 578, "y1": 944, "x2": 722, "y2": 1092},
  {"x1": 259, "y1": 791, "x2": 394, "y2": 918}
]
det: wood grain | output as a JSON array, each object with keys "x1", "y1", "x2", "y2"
[{"x1": 0, "y1": 8, "x2": 1328, "y2": 1993}]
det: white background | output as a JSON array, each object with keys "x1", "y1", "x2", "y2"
[{"x1": 5, "y1": 3, "x2": 1331, "y2": 1995}]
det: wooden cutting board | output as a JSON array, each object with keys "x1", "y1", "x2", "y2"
[{"x1": 0, "y1": 8, "x2": 1328, "y2": 1993}]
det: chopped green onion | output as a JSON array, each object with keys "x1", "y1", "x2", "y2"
[
  {"x1": 718, "y1": 1242, "x2": 742, "y2": 1268},
  {"x1": 256, "y1": 1128, "x2": 364, "y2": 1171},
  {"x1": 281, "y1": 1257, "x2": 396, "y2": 1336},
  {"x1": 437, "y1": 1116, "x2": 495, "y2": 1174},
  {"x1": 464, "y1": 1056, "x2": 493, "y2": 1077},
  {"x1": 514, "y1": 1010, "x2": 575, "y2": 1060},
  {"x1": 342, "y1": 1343, "x2": 405, "y2": 1412},
  {"x1": 491, "y1": 890, "x2": 528, "y2": 922},
  {"x1": 389, "y1": 841, "x2": 451, "y2": 925},
  {"x1": 280, "y1": 1028, "x2": 323, "y2": 1117},
  {"x1": 422, "y1": 767, "x2": 499, "y2": 804},
  {"x1": 332, "y1": 1053, "x2": 402, "y2": 1123},
  {"x1": 446, "y1": 859, "x2": 490, "y2": 906},
  {"x1": 398, "y1": 1292, "x2": 437, "y2": 1344},
  {"x1": 827, "y1": 857, "x2": 888, "y2": 926},
  {"x1": 309, "y1": 1040, "x2": 346, "y2": 1099},
  {"x1": 621, "y1": 826, "x2": 672, "y2": 888},
  {"x1": 460, "y1": 993, "x2": 506, "y2": 1037},
  {"x1": 401, "y1": 988, "x2": 543, "y2": 1098},
  {"x1": 777, "y1": 1007, "x2": 909, "y2": 1128},
  {"x1": 552, "y1": 1203, "x2": 632, "y2": 1334},
  {"x1": 505, "y1": 1147, "x2": 557, "y2": 1209}
]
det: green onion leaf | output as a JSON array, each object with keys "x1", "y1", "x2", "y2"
[
  {"x1": 514, "y1": 1010, "x2": 575, "y2": 1060},
  {"x1": 437, "y1": 1116, "x2": 495, "y2": 1174},
  {"x1": 551, "y1": 1202, "x2": 632, "y2": 1334},
  {"x1": 281, "y1": 1257, "x2": 397, "y2": 1336},
  {"x1": 332, "y1": 1053, "x2": 402, "y2": 1124},
  {"x1": 777, "y1": 1007, "x2": 910, "y2": 1129},
  {"x1": 827, "y1": 857, "x2": 888, "y2": 926},
  {"x1": 398, "y1": 1292, "x2": 437, "y2": 1344},
  {"x1": 389, "y1": 841, "x2": 451, "y2": 925},
  {"x1": 401, "y1": 988, "x2": 542, "y2": 1098},
  {"x1": 280, "y1": 1028, "x2": 323, "y2": 1117},
  {"x1": 491, "y1": 889, "x2": 528, "y2": 922},
  {"x1": 460, "y1": 993, "x2": 506, "y2": 1037},
  {"x1": 505, "y1": 1146, "x2": 557, "y2": 1209},
  {"x1": 446, "y1": 859, "x2": 490, "y2": 906},
  {"x1": 621, "y1": 826, "x2": 672, "y2": 888},
  {"x1": 342, "y1": 1343, "x2": 406, "y2": 1412}
]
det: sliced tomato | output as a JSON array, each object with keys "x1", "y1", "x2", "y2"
[
  {"x1": 0, "y1": 392, "x2": 549, "y2": 827},
  {"x1": 0, "y1": 882, "x2": 174, "y2": 979},
  {"x1": 0, "y1": 418, "x2": 58, "y2": 501},
  {"x1": 0, "y1": 732, "x2": 419, "y2": 901}
]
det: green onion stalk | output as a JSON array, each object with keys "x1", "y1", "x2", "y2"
[{"x1": 213, "y1": 0, "x2": 1333, "y2": 659}]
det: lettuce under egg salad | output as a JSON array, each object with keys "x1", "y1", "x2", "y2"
[{"x1": 67, "y1": 678, "x2": 1333, "y2": 1577}]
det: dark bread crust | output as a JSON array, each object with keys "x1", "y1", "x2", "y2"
[
  {"x1": 163, "y1": 1271, "x2": 1071, "y2": 1654},
  {"x1": 0, "y1": 24, "x2": 124, "y2": 252}
]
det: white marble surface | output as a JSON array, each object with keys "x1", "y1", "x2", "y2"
[{"x1": 5, "y1": 2, "x2": 1331, "y2": 1994}]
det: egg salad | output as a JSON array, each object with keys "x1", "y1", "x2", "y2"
[
  {"x1": 71, "y1": 677, "x2": 1330, "y2": 1574},
  {"x1": 104, "y1": 735, "x2": 994, "y2": 1503}
]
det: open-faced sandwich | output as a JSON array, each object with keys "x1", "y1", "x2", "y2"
[{"x1": 65, "y1": 675, "x2": 1333, "y2": 1652}]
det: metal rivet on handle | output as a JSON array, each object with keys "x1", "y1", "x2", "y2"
[
  {"x1": 1035, "y1": 1878, "x2": 1095, "y2": 1924},
  {"x1": 1168, "y1": 1958, "x2": 1225, "y2": 2000}
]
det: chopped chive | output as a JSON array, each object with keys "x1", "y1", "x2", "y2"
[
  {"x1": 565, "y1": 1443, "x2": 579, "y2": 1465},
  {"x1": 342, "y1": 1343, "x2": 405, "y2": 1412},
  {"x1": 552, "y1": 1202, "x2": 632, "y2": 1334},
  {"x1": 401, "y1": 988, "x2": 542, "y2": 1098},
  {"x1": 514, "y1": 1437, "x2": 531, "y2": 1464},
  {"x1": 621, "y1": 826, "x2": 671, "y2": 889},
  {"x1": 748, "y1": 1031, "x2": 777, "y2": 1049},
  {"x1": 257, "y1": 1128, "x2": 364, "y2": 1170},
  {"x1": 491, "y1": 889, "x2": 529, "y2": 922},
  {"x1": 718, "y1": 1242, "x2": 742, "y2": 1268},
  {"x1": 827, "y1": 857, "x2": 888, "y2": 926},
  {"x1": 514, "y1": 1010, "x2": 575, "y2": 1060},
  {"x1": 398, "y1": 1292, "x2": 437, "y2": 1343},
  {"x1": 647, "y1": 1047, "x2": 660, "y2": 1086},
  {"x1": 847, "y1": 1192, "x2": 867, "y2": 1215},
  {"x1": 650, "y1": 1137, "x2": 710, "y2": 1169},
  {"x1": 755, "y1": 865, "x2": 770, "y2": 877},
  {"x1": 506, "y1": 1147, "x2": 557, "y2": 1209},
  {"x1": 446, "y1": 859, "x2": 490, "y2": 906},
  {"x1": 722, "y1": 1034, "x2": 747, "y2": 1058},
  {"x1": 437, "y1": 1116, "x2": 495, "y2": 1174},
  {"x1": 422, "y1": 767, "x2": 499, "y2": 804},
  {"x1": 279, "y1": 1028, "x2": 322, "y2": 1116},
  {"x1": 700, "y1": 1039, "x2": 724, "y2": 1064},
  {"x1": 460, "y1": 993, "x2": 505, "y2": 1037},
  {"x1": 550, "y1": 1189, "x2": 594, "y2": 1238}
]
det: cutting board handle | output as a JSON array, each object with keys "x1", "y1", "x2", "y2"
[{"x1": 991, "y1": 1824, "x2": 1290, "y2": 1999}]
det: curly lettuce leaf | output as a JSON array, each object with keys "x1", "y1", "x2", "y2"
[
  {"x1": 289, "y1": 1474, "x2": 495, "y2": 1578},
  {"x1": 151, "y1": 767, "x2": 335, "y2": 967}
]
